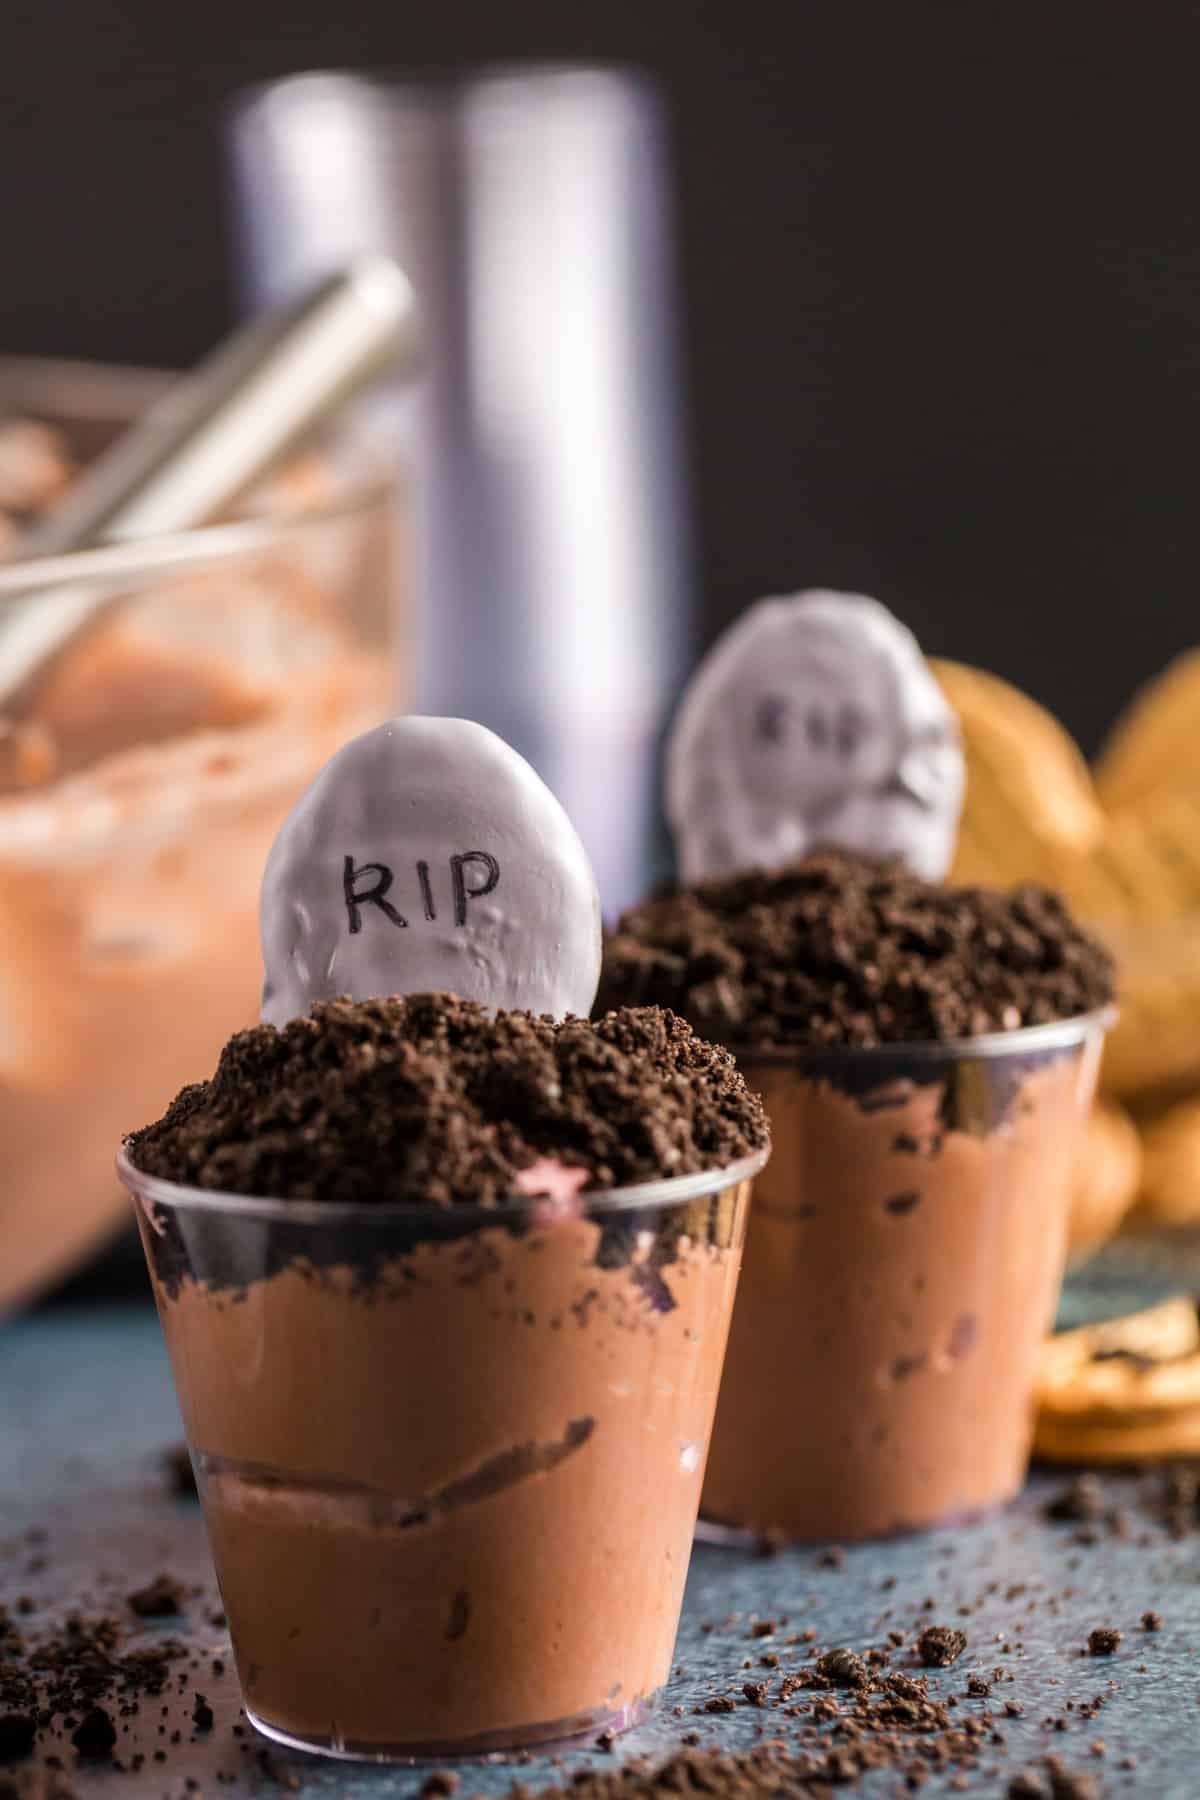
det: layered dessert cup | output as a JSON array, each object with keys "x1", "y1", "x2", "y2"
[
  {"x1": 122, "y1": 995, "x2": 768, "y2": 1756},
  {"x1": 598, "y1": 850, "x2": 1115, "y2": 1542}
]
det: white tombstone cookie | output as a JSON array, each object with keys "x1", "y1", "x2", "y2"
[
  {"x1": 260, "y1": 717, "x2": 602, "y2": 1026},
  {"x1": 666, "y1": 590, "x2": 964, "y2": 884}
]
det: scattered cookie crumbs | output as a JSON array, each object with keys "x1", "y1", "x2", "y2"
[{"x1": 1086, "y1": 1628, "x2": 1121, "y2": 1657}]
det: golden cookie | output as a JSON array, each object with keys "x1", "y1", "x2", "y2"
[
  {"x1": 932, "y1": 660, "x2": 1105, "y2": 889},
  {"x1": 1096, "y1": 647, "x2": 1200, "y2": 812},
  {"x1": 1035, "y1": 1407, "x2": 1200, "y2": 1463},
  {"x1": 1135, "y1": 1098, "x2": 1200, "y2": 1228},
  {"x1": 1037, "y1": 1296, "x2": 1200, "y2": 1417},
  {"x1": 1033, "y1": 1296, "x2": 1200, "y2": 1462},
  {"x1": 1096, "y1": 905, "x2": 1200, "y2": 1102},
  {"x1": 1067, "y1": 1100, "x2": 1142, "y2": 1260}
]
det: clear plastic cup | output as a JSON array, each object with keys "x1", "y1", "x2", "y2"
[
  {"x1": 700, "y1": 1013, "x2": 1110, "y2": 1544},
  {"x1": 121, "y1": 1145, "x2": 765, "y2": 1759}
]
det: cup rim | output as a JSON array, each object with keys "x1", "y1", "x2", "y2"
[
  {"x1": 727, "y1": 1005, "x2": 1116, "y2": 1070},
  {"x1": 116, "y1": 1141, "x2": 770, "y2": 1228}
]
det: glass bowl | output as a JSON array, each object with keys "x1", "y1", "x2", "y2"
[{"x1": 0, "y1": 358, "x2": 406, "y2": 1311}]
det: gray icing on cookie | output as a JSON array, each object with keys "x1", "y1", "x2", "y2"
[
  {"x1": 260, "y1": 717, "x2": 602, "y2": 1026},
  {"x1": 666, "y1": 590, "x2": 964, "y2": 884}
]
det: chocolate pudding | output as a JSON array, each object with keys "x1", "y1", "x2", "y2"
[
  {"x1": 124, "y1": 998, "x2": 768, "y2": 1754},
  {"x1": 598, "y1": 852, "x2": 1115, "y2": 1541}
]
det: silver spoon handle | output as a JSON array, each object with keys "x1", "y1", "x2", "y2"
[{"x1": 29, "y1": 255, "x2": 418, "y2": 554}]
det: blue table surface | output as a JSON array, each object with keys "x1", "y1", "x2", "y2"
[{"x1": 3, "y1": 1239, "x2": 1200, "y2": 1799}]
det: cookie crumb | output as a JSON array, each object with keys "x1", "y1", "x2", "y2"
[
  {"x1": 420, "y1": 1773, "x2": 461, "y2": 1797},
  {"x1": 918, "y1": 1625, "x2": 968, "y2": 1667},
  {"x1": 71, "y1": 1706, "x2": 116, "y2": 1760},
  {"x1": 127, "y1": 1575, "x2": 186, "y2": 1619},
  {"x1": 1044, "y1": 1476, "x2": 1104, "y2": 1524},
  {"x1": 815, "y1": 1648, "x2": 869, "y2": 1690},
  {"x1": 0, "y1": 1713, "x2": 36, "y2": 1761}
]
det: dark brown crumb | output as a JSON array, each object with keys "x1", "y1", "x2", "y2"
[
  {"x1": 753, "y1": 1528, "x2": 787, "y2": 1559},
  {"x1": 703, "y1": 1696, "x2": 737, "y2": 1715},
  {"x1": 1044, "y1": 1755, "x2": 1099, "y2": 1799},
  {"x1": 1141, "y1": 1610, "x2": 1163, "y2": 1632},
  {"x1": 255, "y1": 1748, "x2": 300, "y2": 1789},
  {"x1": 815, "y1": 1648, "x2": 869, "y2": 1690},
  {"x1": 126, "y1": 1576, "x2": 185, "y2": 1619},
  {"x1": 1007, "y1": 1777, "x2": 1045, "y2": 1800},
  {"x1": 1044, "y1": 1476, "x2": 1105, "y2": 1524},
  {"x1": 0, "y1": 1715, "x2": 35, "y2": 1762},
  {"x1": 597, "y1": 850, "x2": 1113, "y2": 1049},
  {"x1": 191, "y1": 1694, "x2": 213, "y2": 1732},
  {"x1": 420, "y1": 1774, "x2": 461, "y2": 1798},
  {"x1": 69, "y1": 1707, "x2": 115, "y2": 1760},
  {"x1": 917, "y1": 1625, "x2": 968, "y2": 1668},
  {"x1": 1085, "y1": 1627, "x2": 1121, "y2": 1657},
  {"x1": 162, "y1": 1445, "x2": 196, "y2": 1499},
  {"x1": 128, "y1": 996, "x2": 767, "y2": 1206}
]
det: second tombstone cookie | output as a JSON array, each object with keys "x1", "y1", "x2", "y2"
[{"x1": 666, "y1": 590, "x2": 965, "y2": 884}]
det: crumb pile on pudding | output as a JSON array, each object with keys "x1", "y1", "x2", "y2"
[
  {"x1": 597, "y1": 848, "x2": 1114, "y2": 1049},
  {"x1": 129, "y1": 992, "x2": 767, "y2": 1204}
]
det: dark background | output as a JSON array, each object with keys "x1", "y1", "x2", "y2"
[{"x1": 2, "y1": 1, "x2": 1196, "y2": 755}]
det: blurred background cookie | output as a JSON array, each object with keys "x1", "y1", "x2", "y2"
[
  {"x1": 938, "y1": 654, "x2": 1200, "y2": 1113},
  {"x1": 1095, "y1": 647, "x2": 1200, "y2": 814},
  {"x1": 932, "y1": 659, "x2": 1104, "y2": 889},
  {"x1": 1134, "y1": 1098, "x2": 1200, "y2": 1229},
  {"x1": 1068, "y1": 1098, "x2": 1142, "y2": 1260},
  {"x1": 1034, "y1": 1296, "x2": 1200, "y2": 1463}
]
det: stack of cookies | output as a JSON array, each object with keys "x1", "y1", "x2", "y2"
[{"x1": 935, "y1": 652, "x2": 1200, "y2": 1253}]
